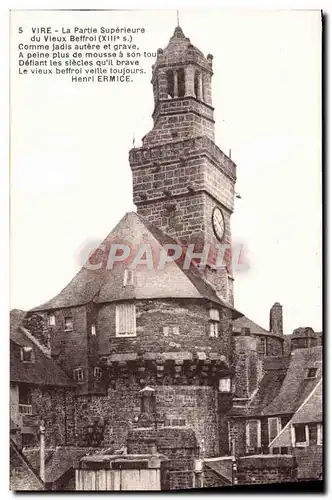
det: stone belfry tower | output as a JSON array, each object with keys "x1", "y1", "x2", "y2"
[{"x1": 129, "y1": 26, "x2": 237, "y2": 305}]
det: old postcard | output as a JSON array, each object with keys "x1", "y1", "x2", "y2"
[{"x1": 10, "y1": 9, "x2": 323, "y2": 491}]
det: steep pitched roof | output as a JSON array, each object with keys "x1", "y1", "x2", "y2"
[
  {"x1": 227, "y1": 357, "x2": 289, "y2": 418},
  {"x1": 268, "y1": 379, "x2": 322, "y2": 450},
  {"x1": 233, "y1": 315, "x2": 272, "y2": 336},
  {"x1": 260, "y1": 346, "x2": 322, "y2": 416},
  {"x1": 31, "y1": 212, "x2": 242, "y2": 318},
  {"x1": 10, "y1": 439, "x2": 45, "y2": 491},
  {"x1": 10, "y1": 311, "x2": 75, "y2": 387}
]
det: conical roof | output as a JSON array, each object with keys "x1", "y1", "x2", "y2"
[
  {"x1": 31, "y1": 212, "x2": 241, "y2": 318},
  {"x1": 154, "y1": 26, "x2": 209, "y2": 68}
]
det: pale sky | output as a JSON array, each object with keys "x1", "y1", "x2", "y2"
[{"x1": 10, "y1": 9, "x2": 322, "y2": 334}]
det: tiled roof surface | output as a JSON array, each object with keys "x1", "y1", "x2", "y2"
[
  {"x1": 261, "y1": 346, "x2": 322, "y2": 416},
  {"x1": 10, "y1": 439, "x2": 45, "y2": 491},
  {"x1": 31, "y1": 212, "x2": 242, "y2": 319},
  {"x1": 233, "y1": 315, "x2": 272, "y2": 336},
  {"x1": 10, "y1": 311, "x2": 75, "y2": 387}
]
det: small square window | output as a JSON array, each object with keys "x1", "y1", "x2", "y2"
[
  {"x1": 209, "y1": 309, "x2": 220, "y2": 321},
  {"x1": 163, "y1": 326, "x2": 169, "y2": 336},
  {"x1": 219, "y1": 377, "x2": 231, "y2": 393},
  {"x1": 48, "y1": 314, "x2": 55, "y2": 326},
  {"x1": 91, "y1": 324, "x2": 96, "y2": 336},
  {"x1": 21, "y1": 347, "x2": 33, "y2": 363},
  {"x1": 94, "y1": 367, "x2": 102, "y2": 380},
  {"x1": 210, "y1": 322, "x2": 219, "y2": 338},
  {"x1": 65, "y1": 317, "x2": 73, "y2": 332},
  {"x1": 307, "y1": 368, "x2": 317, "y2": 379},
  {"x1": 73, "y1": 368, "x2": 84, "y2": 382},
  {"x1": 172, "y1": 326, "x2": 180, "y2": 335}
]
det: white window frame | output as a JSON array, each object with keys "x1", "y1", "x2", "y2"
[
  {"x1": 20, "y1": 347, "x2": 33, "y2": 363},
  {"x1": 115, "y1": 303, "x2": 136, "y2": 337},
  {"x1": 268, "y1": 416, "x2": 282, "y2": 444},
  {"x1": 291, "y1": 423, "x2": 309, "y2": 448},
  {"x1": 91, "y1": 324, "x2": 96, "y2": 336},
  {"x1": 48, "y1": 314, "x2": 55, "y2": 326},
  {"x1": 64, "y1": 316, "x2": 73, "y2": 332},
  {"x1": 73, "y1": 367, "x2": 84, "y2": 382},
  {"x1": 246, "y1": 419, "x2": 261, "y2": 453},
  {"x1": 317, "y1": 423, "x2": 323, "y2": 445},
  {"x1": 94, "y1": 367, "x2": 102, "y2": 380}
]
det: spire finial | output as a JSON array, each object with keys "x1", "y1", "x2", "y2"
[{"x1": 177, "y1": 9, "x2": 179, "y2": 26}]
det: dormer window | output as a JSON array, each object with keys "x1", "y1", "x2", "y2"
[
  {"x1": 73, "y1": 367, "x2": 84, "y2": 382},
  {"x1": 21, "y1": 347, "x2": 33, "y2": 363},
  {"x1": 64, "y1": 317, "x2": 73, "y2": 332},
  {"x1": 48, "y1": 314, "x2": 55, "y2": 326},
  {"x1": 307, "y1": 368, "x2": 317, "y2": 379}
]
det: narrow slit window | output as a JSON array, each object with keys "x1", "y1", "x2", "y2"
[
  {"x1": 177, "y1": 68, "x2": 185, "y2": 97},
  {"x1": 166, "y1": 69, "x2": 174, "y2": 98},
  {"x1": 91, "y1": 324, "x2": 96, "y2": 336}
]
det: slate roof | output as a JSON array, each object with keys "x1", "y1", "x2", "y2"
[
  {"x1": 261, "y1": 346, "x2": 322, "y2": 416},
  {"x1": 10, "y1": 439, "x2": 45, "y2": 491},
  {"x1": 227, "y1": 357, "x2": 289, "y2": 417},
  {"x1": 31, "y1": 212, "x2": 242, "y2": 319},
  {"x1": 268, "y1": 379, "x2": 322, "y2": 450},
  {"x1": 233, "y1": 315, "x2": 273, "y2": 336},
  {"x1": 10, "y1": 311, "x2": 75, "y2": 387},
  {"x1": 228, "y1": 347, "x2": 322, "y2": 419}
]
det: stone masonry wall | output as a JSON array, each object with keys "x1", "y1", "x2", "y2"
[
  {"x1": 74, "y1": 377, "x2": 220, "y2": 457},
  {"x1": 97, "y1": 299, "x2": 233, "y2": 362},
  {"x1": 235, "y1": 455, "x2": 297, "y2": 485}
]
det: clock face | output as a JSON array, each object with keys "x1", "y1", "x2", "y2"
[{"x1": 212, "y1": 207, "x2": 225, "y2": 241}]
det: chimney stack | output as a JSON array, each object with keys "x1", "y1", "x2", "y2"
[{"x1": 269, "y1": 302, "x2": 283, "y2": 337}]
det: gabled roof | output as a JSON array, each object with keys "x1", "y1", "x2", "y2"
[
  {"x1": 268, "y1": 379, "x2": 322, "y2": 451},
  {"x1": 10, "y1": 311, "x2": 75, "y2": 387},
  {"x1": 30, "y1": 212, "x2": 242, "y2": 318},
  {"x1": 233, "y1": 315, "x2": 272, "y2": 336}
]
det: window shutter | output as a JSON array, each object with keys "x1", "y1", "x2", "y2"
[{"x1": 116, "y1": 303, "x2": 136, "y2": 336}]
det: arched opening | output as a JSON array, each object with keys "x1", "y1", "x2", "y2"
[
  {"x1": 166, "y1": 69, "x2": 174, "y2": 98},
  {"x1": 194, "y1": 70, "x2": 200, "y2": 99},
  {"x1": 177, "y1": 68, "x2": 185, "y2": 97}
]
